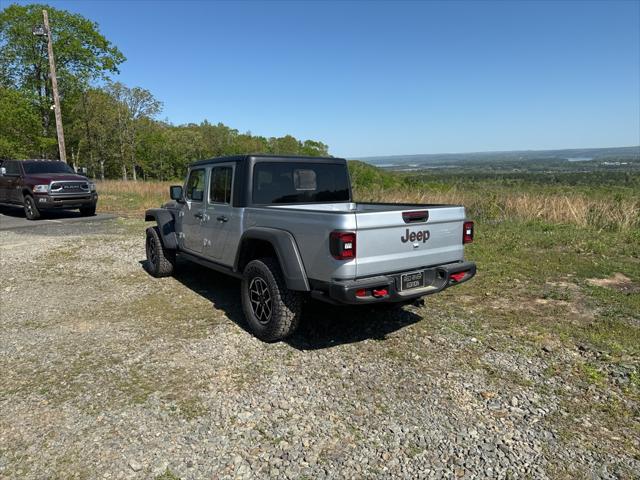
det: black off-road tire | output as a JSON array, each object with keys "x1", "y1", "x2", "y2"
[
  {"x1": 145, "y1": 226, "x2": 175, "y2": 277},
  {"x1": 23, "y1": 195, "x2": 41, "y2": 220},
  {"x1": 79, "y1": 204, "x2": 96, "y2": 216},
  {"x1": 241, "y1": 257, "x2": 302, "y2": 342}
]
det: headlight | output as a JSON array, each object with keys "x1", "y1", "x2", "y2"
[
  {"x1": 89, "y1": 182, "x2": 96, "y2": 192},
  {"x1": 33, "y1": 184, "x2": 49, "y2": 193}
]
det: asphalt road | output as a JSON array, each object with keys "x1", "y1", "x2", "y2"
[{"x1": 0, "y1": 205, "x2": 117, "y2": 231}]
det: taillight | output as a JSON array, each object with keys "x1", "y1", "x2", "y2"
[
  {"x1": 463, "y1": 221, "x2": 474, "y2": 244},
  {"x1": 330, "y1": 231, "x2": 356, "y2": 260}
]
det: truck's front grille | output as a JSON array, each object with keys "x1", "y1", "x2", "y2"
[{"x1": 50, "y1": 181, "x2": 89, "y2": 194}]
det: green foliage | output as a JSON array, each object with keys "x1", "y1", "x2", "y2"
[
  {"x1": 0, "y1": 3, "x2": 124, "y2": 87},
  {"x1": 0, "y1": 3, "x2": 125, "y2": 139},
  {"x1": 348, "y1": 160, "x2": 402, "y2": 190},
  {"x1": 0, "y1": 4, "x2": 330, "y2": 178},
  {"x1": 0, "y1": 87, "x2": 49, "y2": 158}
]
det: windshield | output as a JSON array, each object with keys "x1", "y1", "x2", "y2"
[
  {"x1": 253, "y1": 162, "x2": 350, "y2": 204},
  {"x1": 23, "y1": 161, "x2": 77, "y2": 175}
]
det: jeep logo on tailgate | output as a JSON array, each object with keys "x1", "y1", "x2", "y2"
[{"x1": 401, "y1": 228, "x2": 430, "y2": 243}]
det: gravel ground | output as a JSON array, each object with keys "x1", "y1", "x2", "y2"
[{"x1": 0, "y1": 219, "x2": 637, "y2": 479}]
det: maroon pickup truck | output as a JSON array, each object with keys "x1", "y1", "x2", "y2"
[{"x1": 0, "y1": 159, "x2": 98, "y2": 220}]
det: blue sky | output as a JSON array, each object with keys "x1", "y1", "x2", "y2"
[{"x1": 13, "y1": 0, "x2": 640, "y2": 157}]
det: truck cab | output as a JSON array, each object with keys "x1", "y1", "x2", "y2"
[{"x1": 0, "y1": 159, "x2": 98, "y2": 220}]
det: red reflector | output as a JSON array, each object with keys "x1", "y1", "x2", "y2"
[
  {"x1": 372, "y1": 288, "x2": 388, "y2": 297},
  {"x1": 450, "y1": 271, "x2": 467, "y2": 282},
  {"x1": 463, "y1": 221, "x2": 474, "y2": 244},
  {"x1": 355, "y1": 289, "x2": 367, "y2": 297}
]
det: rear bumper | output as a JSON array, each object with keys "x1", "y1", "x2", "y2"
[
  {"x1": 310, "y1": 261, "x2": 476, "y2": 305},
  {"x1": 34, "y1": 193, "x2": 98, "y2": 209}
]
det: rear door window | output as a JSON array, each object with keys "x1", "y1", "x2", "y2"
[
  {"x1": 4, "y1": 161, "x2": 21, "y2": 176},
  {"x1": 209, "y1": 166, "x2": 233, "y2": 204},
  {"x1": 185, "y1": 169, "x2": 205, "y2": 201}
]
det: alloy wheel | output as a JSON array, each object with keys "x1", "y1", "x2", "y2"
[
  {"x1": 25, "y1": 198, "x2": 34, "y2": 218},
  {"x1": 249, "y1": 277, "x2": 272, "y2": 324}
]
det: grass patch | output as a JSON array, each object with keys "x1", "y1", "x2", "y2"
[
  {"x1": 580, "y1": 363, "x2": 605, "y2": 385},
  {"x1": 97, "y1": 179, "x2": 173, "y2": 217},
  {"x1": 155, "y1": 469, "x2": 181, "y2": 480},
  {"x1": 174, "y1": 397, "x2": 208, "y2": 420}
]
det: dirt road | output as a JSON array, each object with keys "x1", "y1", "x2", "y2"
[{"x1": 0, "y1": 219, "x2": 636, "y2": 479}]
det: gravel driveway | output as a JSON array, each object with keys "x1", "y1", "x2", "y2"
[{"x1": 0, "y1": 219, "x2": 637, "y2": 479}]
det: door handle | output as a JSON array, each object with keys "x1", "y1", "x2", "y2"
[
  {"x1": 216, "y1": 215, "x2": 228, "y2": 223},
  {"x1": 194, "y1": 212, "x2": 204, "y2": 219}
]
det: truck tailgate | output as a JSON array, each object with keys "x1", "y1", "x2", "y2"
[{"x1": 355, "y1": 206, "x2": 466, "y2": 277}]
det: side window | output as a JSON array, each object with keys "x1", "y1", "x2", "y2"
[
  {"x1": 185, "y1": 169, "x2": 205, "y2": 201},
  {"x1": 209, "y1": 166, "x2": 233, "y2": 204},
  {"x1": 5, "y1": 161, "x2": 20, "y2": 176}
]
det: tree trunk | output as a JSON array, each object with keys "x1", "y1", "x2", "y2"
[
  {"x1": 122, "y1": 164, "x2": 128, "y2": 181},
  {"x1": 71, "y1": 149, "x2": 77, "y2": 172},
  {"x1": 99, "y1": 158, "x2": 105, "y2": 181}
]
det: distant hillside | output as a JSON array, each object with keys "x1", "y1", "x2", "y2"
[
  {"x1": 353, "y1": 146, "x2": 640, "y2": 167},
  {"x1": 351, "y1": 146, "x2": 640, "y2": 173}
]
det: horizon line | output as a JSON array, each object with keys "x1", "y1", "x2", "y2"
[{"x1": 348, "y1": 145, "x2": 640, "y2": 160}]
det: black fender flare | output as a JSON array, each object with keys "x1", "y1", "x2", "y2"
[
  {"x1": 20, "y1": 188, "x2": 31, "y2": 203},
  {"x1": 235, "y1": 227, "x2": 310, "y2": 291},
  {"x1": 144, "y1": 208, "x2": 178, "y2": 249}
]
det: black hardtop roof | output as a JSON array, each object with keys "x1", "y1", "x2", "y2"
[{"x1": 189, "y1": 154, "x2": 344, "y2": 168}]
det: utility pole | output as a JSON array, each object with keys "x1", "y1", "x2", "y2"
[{"x1": 42, "y1": 10, "x2": 67, "y2": 163}]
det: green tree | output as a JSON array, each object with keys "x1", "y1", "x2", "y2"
[
  {"x1": 67, "y1": 88, "x2": 120, "y2": 179},
  {"x1": 107, "y1": 81, "x2": 162, "y2": 180},
  {"x1": 301, "y1": 139, "x2": 329, "y2": 157},
  {"x1": 269, "y1": 135, "x2": 301, "y2": 155},
  {"x1": 0, "y1": 3, "x2": 125, "y2": 138},
  {"x1": 0, "y1": 87, "x2": 53, "y2": 159}
]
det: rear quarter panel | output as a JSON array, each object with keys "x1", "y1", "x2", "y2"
[{"x1": 243, "y1": 207, "x2": 357, "y2": 282}]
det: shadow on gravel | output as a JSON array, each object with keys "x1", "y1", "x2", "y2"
[
  {"x1": 289, "y1": 302, "x2": 422, "y2": 350},
  {"x1": 0, "y1": 205, "x2": 27, "y2": 218},
  {"x1": 142, "y1": 259, "x2": 422, "y2": 350},
  {"x1": 0, "y1": 204, "x2": 82, "y2": 219}
]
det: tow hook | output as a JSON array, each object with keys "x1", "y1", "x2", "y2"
[
  {"x1": 449, "y1": 271, "x2": 468, "y2": 283},
  {"x1": 372, "y1": 288, "x2": 388, "y2": 298}
]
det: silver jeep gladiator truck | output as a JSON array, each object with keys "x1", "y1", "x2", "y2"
[{"x1": 145, "y1": 155, "x2": 476, "y2": 341}]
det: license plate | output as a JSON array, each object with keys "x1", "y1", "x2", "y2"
[{"x1": 401, "y1": 271, "x2": 424, "y2": 291}]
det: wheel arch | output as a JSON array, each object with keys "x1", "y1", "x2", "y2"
[
  {"x1": 144, "y1": 208, "x2": 178, "y2": 249},
  {"x1": 235, "y1": 227, "x2": 309, "y2": 291}
]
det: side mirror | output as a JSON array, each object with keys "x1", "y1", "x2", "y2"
[
  {"x1": 0, "y1": 167, "x2": 5, "y2": 176},
  {"x1": 170, "y1": 185, "x2": 184, "y2": 202}
]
